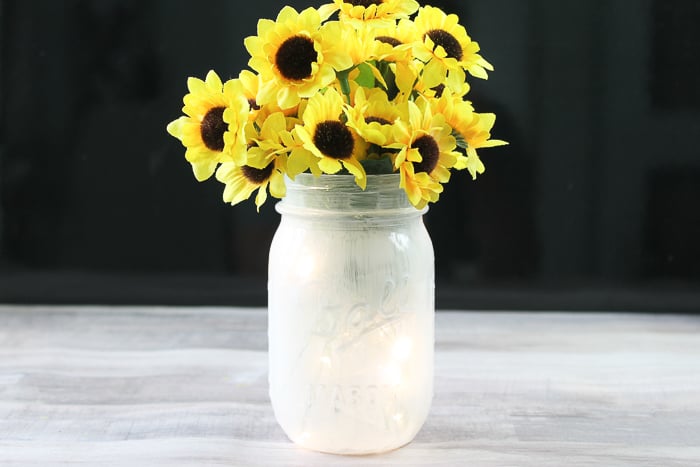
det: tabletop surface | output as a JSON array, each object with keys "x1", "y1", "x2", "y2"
[{"x1": 0, "y1": 305, "x2": 699, "y2": 467}]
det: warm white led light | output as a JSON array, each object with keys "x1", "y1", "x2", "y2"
[
  {"x1": 296, "y1": 254, "x2": 315, "y2": 279},
  {"x1": 392, "y1": 336, "x2": 413, "y2": 360},
  {"x1": 382, "y1": 363, "x2": 402, "y2": 385}
]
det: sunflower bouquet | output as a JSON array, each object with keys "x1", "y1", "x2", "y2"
[{"x1": 167, "y1": 0, "x2": 506, "y2": 210}]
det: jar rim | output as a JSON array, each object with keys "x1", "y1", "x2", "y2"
[
  {"x1": 291, "y1": 173, "x2": 400, "y2": 190},
  {"x1": 277, "y1": 173, "x2": 427, "y2": 219}
]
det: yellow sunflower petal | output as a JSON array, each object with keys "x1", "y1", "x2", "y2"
[
  {"x1": 400, "y1": 164, "x2": 423, "y2": 207},
  {"x1": 254, "y1": 182, "x2": 269, "y2": 211},
  {"x1": 269, "y1": 172, "x2": 287, "y2": 199},
  {"x1": 342, "y1": 157, "x2": 367, "y2": 190},
  {"x1": 205, "y1": 70, "x2": 223, "y2": 91},
  {"x1": 191, "y1": 159, "x2": 219, "y2": 182},
  {"x1": 287, "y1": 147, "x2": 314, "y2": 177},
  {"x1": 318, "y1": 157, "x2": 342, "y2": 174},
  {"x1": 166, "y1": 117, "x2": 187, "y2": 140},
  {"x1": 464, "y1": 148, "x2": 486, "y2": 179}
]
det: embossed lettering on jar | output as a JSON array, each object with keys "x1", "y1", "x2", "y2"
[{"x1": 267, "y1": 174, "x2": 435, "y2": 455}]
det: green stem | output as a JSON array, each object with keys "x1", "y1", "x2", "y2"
[{"x1": 336, "y1": 68, "x2": 353, "y2": 104}]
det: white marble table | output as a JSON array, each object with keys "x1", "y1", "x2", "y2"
[{"x1": 1, "y1": 305, "x2": 699, "y2": 466}]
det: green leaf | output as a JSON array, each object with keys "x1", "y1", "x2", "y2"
[
  {"x1": 361, "y1": 157, "x2": 394, "y2": 175},
  {"x1": 355, "y1": 63, "x2": 375, "y2": 88}
]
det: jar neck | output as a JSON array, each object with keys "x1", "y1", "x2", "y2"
[{"x1": 276, "y1": 174, "x2": 426, "y2": 219}]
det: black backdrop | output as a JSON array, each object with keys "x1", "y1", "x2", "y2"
[{"x1": 1, "y1": 0, "x2": 699, "y2": 311}]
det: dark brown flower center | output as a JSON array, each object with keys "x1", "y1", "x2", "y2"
[
  {"x1": 200, "y1": 106, "x2": 227, "y2": 151},
  {"x1": 376, "y1": 36, "x2": 402, "y2": 47},
  {"x1": 365, "y1": 116, "x2": 391, "y2": 125},
  {"x1": 347, "y1": 0, "x2": 383, "y2": 6},
  {"x1": 412, "y1": 135, "x2": 440, "y2": 174},
  {"x1": 275, "y1": 35, "x2": 317, "y2": 81},
  {"x1": 313, "y1": 121, "x2": 354, "y2": 159},
  {"x1": 425, "y1": 29, "x2": 463, "y2": 61},
  {"x1": 241, "y1": 163, "x2": 274, "y2": 184}
]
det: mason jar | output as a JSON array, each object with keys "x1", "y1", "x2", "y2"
[{"x1": 267, "y1": 173, "x2": 434, "y2": 455}]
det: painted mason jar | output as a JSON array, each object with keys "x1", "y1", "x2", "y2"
[{"x1": 267, "y1": 173, "x2": 434, "y2": 455}]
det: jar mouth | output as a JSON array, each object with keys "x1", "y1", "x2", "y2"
[
  {"x1": 291, "y1": 173, "x2": 401, "y2": 191},
  {"x1": 277, "y1": 173, "x2": 427, "y2": 218}
]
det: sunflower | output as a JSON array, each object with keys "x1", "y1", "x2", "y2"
[
  {"x1": 360, "y1": 22, "x2": 421, "y2": 99},
  {"x1": 387, "y1": 97, "x2": 460, "y2": 207},
  {"x1": 317, "y1": 21, "x2": 390, "y2": 95},
  {"x1": 399, "y1": 161, "x2": 443, "y2": 209},
  {"x1": 295, "y1": 87, "x2": 368, "y2": 189},
  {"x1": 458, "y1": 112, "x2": 507, "y2": 150},
  {"x1": 373, "y1": 18, "x2": 420, "y2": 46},
  {"x1": 428, "y1": 89, "x2": 507, "y2": 178},
  {"x1": 372, "y1": 19, "x2": 467, "y2": 99},
  {"x1": 244, "y1": 6, "x2": 352, "y2": 110},
  {"x1": 412, "y1": 6, "x2": 493, "y2": 90},
  {"x1": 167, "y1": 70, "x2": 249, "y2": 181},
  {"x1": 429, "y1": 88, "x2": 475, "y2": 135},
  {"x1": 240, "y1": 70, "x2": 300, "y2": 124},
  {"x1": 344, "y1": 87, "x2": 399, "y2": 147},
  {"x1": 249, "y1": 112, "x2": 319, "y2": 180},
  {"x1": 414, "y1": 70, "x2": 470, "y2": 99},
  {"x1": 324, "y1": 21, "x2": 390, "y2": 86},
  {"x1": 453, "y1": 112, "x2": 508, "y2": 179},
  {"x1": 320, "y1": 0, "x2": 420, "y2": 26},
  {"x1": 215, "y1": 162, "x2": 283, "y2": 210},
  {"x1": 215, "y1": 113, "x2": 294, "y2": 210}
]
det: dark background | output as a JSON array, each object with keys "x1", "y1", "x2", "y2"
[{"x1": 1, "y1": 0, "x2": 699, "y2": 311}]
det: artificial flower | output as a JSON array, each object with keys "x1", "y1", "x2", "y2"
[
  {"x1": 249, "y1": 112, "x2": 318, "y2": 180},
  {"x1": 215, "y1": 161, "x2": 283, "y2": 210},
  {"x1": 388, "y1": 97, "x2": 460, "y2": 206},
  {"x1": 453, "y1": 112, "x2": 508, "y2": 179},
  {"x1": 167, "y1": 70, "x2": 249, "y2": 180},
  {"x1": 295, "y1": 87, "x2": 368, "y2": 188},
  {"x1": 344, "y1": 87, "x2": 399, "y2": 147},
  {"x1": 215, "y1": 114, "x2": 291, "y2": 210},
  {"x1": 244, "y1": 6, "x2": 352, "y2": 110},
  {"x1": 411, "y1": 6, "x2": 493, "y2": 90},
  {"x1": 168, "y1": 1, "x2": 506, "y2": 210},
  {"x1": 320, "y1": 0, "x2": 420, "y2": 26}
]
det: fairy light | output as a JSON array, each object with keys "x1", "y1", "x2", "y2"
[
  {"x1": 392, "y1": 336, "x2": 413, "y2": 360},
  {"x1": 382, "y1": 363, "x2": 402, "y2": 386},
  {"x1": 296, "y1": 254, "x2": 315, "y2": 279}
]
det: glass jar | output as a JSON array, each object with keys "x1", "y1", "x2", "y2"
[{"x1": 267, "y1": 173, "x2": 434, "y2": 455}]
